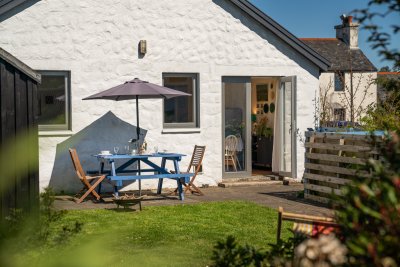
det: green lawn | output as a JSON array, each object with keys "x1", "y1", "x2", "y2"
[{"x1": 5, "y1": 201, "x2": 292, "y2": 267}]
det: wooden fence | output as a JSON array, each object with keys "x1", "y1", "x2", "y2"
[
  {"x1": 0, "y1": 48, "x2": 41, "y2": 219},
  {"x1": 304, "y1": 131, "x2": 382, "y2": 204}
]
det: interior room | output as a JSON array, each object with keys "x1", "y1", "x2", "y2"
[{"x1": 251, "y1": 77, "x2": 279, "y2": 176}]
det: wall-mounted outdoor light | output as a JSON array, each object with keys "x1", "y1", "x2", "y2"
[{"x1": 139, "y1": 40, "x2": 147, "y2": 55}]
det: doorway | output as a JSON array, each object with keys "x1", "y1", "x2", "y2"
[
  {"x1": 251, "y1": 77, "x2": 279, "y2": 177},
  {"x1": 222, "y1": 76, "x2": 297, "y2": 179}
]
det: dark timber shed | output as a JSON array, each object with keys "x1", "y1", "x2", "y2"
[{"x1": 0, "y1": 47, "x2": 41, "y2": 219}]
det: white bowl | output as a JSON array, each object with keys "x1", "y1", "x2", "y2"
[{"x1": 100, "y1": 150, "x2": 111, "y2": 155}]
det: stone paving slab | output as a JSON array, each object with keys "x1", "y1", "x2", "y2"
[{"x1": 54, "y1": 184, "x2": 333, "y2": 217}]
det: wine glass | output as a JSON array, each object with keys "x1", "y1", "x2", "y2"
[
  {"x1": 124, "y1": 145, "x2": 130, "y2": 154},
  {"x1": 154, "y1": 146, "x2": 159, "y2": 154},
  {"x1": 113, "y1": 146, "x2": 119, "y2": 154}
]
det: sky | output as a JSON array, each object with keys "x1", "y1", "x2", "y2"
[{"x1": 249, "y1": 0, "x2": 399, "y2": 70}]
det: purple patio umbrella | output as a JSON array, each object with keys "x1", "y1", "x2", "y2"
[
  {"x1": 83, "y1": 78, "x2": 191, "y2": 195},
  {"x1": 83, "y1": 78, "x2": 190, "y2": 141}
]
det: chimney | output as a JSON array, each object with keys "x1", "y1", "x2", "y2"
[{"x1": 334, "y1": 14, "x2": 359, "y2": 49}]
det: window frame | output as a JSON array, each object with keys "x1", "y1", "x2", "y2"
[
  {"x1": 37, "y1": 70, "x2": 71, "y2": 131},
  {"x1": 334, "y1": 71, "x2": 345, "y2": 92},
  {"x1": 162, "y1": 73, "x2": 200, "y2": 129},
  {"x1": 333, "y1": 108, "x2": 346, "y2": 121}
]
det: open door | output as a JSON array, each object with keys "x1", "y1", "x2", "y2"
[
  {"x1": 222, "y1": 77, "x2": 252, "y2": 178},
  {"x1": 279, "y1": 76, "x2": 297, "y2": 178}
]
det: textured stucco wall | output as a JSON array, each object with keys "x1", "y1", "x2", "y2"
[
  {"x1": 319, "y1": 72, "x2": 377, "y2": 123},
  {"x1": 0, "y1": 0, "x2": 320, "y2": 191}
]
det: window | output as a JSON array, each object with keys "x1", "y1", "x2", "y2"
[
  {"x1": 163, "y1": 73, "x2": 199, "y2": 128},
  {"x1": 37, "y1": 71, "x2": 71, "y2": 131},
  {"x1": 333, "y1": 108, "x2": 346, "y2": 121},
  {"x1": 334, "y1": 72, "x2": 344, "y2": 91}
]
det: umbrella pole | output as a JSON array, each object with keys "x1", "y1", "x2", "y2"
[{"x1": 136, "y1": 96, "x2": 142, "y2": 197}]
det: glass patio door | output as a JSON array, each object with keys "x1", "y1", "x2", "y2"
[
  {"x1": 222, "y1": 77, "x2": 251, "y2": 177},
  {"x1": 279, "y1": 76, "x2": 297, "y2": 178}
]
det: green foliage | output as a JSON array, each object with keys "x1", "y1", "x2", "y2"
[
  {"x1": 211, "y1": 235, "x2": 268, "y2": 267},
  {"x1": 266, "y1": 235, "x2": 305, "y2": 266},
  {"x1": 0, "y1": 187, "x2": 82, "y2": 266},
  {"x1": 34, "y1": 187, "x2": 82, "y2": 244},
  {"x1": 361, "y1": 90, "x2": 400, "y2": 131},
  {"x1": 376, "y1": 74, "x2": 400, "y2": 93},
  {"x1": 256, "y1": 117, "x2": 273, "y2": 138},
  {"x1": 334, "y1": 131, "x2": 400, "y2": 266},
  {"x1": 226, "y1": 119, "x2": 245, "y2": 136},
  {"x1": 210, "y1": 234, "x2": 305, "y2": 267}
]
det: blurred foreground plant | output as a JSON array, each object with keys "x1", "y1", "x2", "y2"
[
  {"x1": 0, "y1": 187, "x2": 82, "y2": 267},
  {"x1": 294, "y1": 234, "x2": 347, "y2": 267},
  {"x1": 335, "y1": 131, "x2": 400, "y2": 266}
]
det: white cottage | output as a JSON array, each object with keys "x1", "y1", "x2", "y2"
[{"x1": 0, "y1": 0, "x2": 330, "y2": 192}]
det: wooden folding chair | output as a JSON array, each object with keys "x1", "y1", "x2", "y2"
[
  {"x1": 171, "y1": 145, "x2": 206, "y2": 196},
  {"x1": 276, "y1": 206, "x2": 339, "y2": 243},
  {"x1": 69, "y1": 148, "x2": 106, "y2": 203}
]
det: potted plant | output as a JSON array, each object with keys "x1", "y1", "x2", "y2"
[
  {"x1": 256, "y1": 117, "x2": 273, "y2": 138},
  {"x1": 254, "y1": 116, "x2": 273, "y2": 166}
]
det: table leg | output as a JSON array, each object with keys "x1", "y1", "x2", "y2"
[
  {"x1": 157, "y1": 158, "x2": 166, "y2": 194},
  {"x1": 97, "y1": 161, "x2": 105, "y2": 194},
  {"x1": 177, "y1": 179, "x2": 183, "y2": 200},
  {"x1": 173, "y1": 160, "x2": 184, "y2": 201},
  {"x1": 138, "y1": 160, "x2": 142, "y2": 196},
  {"x1": 111, "y1": 161, "x2": 119, "y2": 197}
]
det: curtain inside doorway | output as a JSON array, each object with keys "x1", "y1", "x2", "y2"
[{"x1": 272, "y1": 84, "x2": 280, "y2": 173}]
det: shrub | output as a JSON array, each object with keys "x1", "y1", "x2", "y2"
[{"x1": 210, "y1": 235, "x2": 304, "y2": 267}]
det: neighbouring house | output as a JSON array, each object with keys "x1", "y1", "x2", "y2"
[
  {"x1": 301, "y1": 15, "x2": 377, "y2": 127},
  {"x1": 0, "y1": 0, "x2": 330, "y2": 192}
]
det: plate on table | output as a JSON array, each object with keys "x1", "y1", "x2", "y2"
[{"x1": 99, "y1": 151, "x2": 112, "y2": 156}]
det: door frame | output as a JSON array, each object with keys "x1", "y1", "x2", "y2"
[
  {"x1": 221, "y1": 76, "x2": 252, "y2": 178},
  {"x1": 279, "y1": 76, "x2": 297, "y2": 179}
]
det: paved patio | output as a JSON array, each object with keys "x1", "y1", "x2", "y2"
[{"x1": 55, "y1": 183, "x2": 333, "y2": 217}]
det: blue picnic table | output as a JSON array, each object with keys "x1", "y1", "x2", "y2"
[{"x1": 94, "y1": 153, "x2": 194, "y2": 200}]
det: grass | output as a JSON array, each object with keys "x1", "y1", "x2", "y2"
[{"x1": 4, "y1": 201, "x2": 292, "y2": 267}]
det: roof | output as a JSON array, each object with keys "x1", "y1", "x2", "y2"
[
  {"x1": 0, "y1": 0, "x2": 30, "y2": 16},
  {"x1": 230, "y1": 0, "x2": 330, "y2": 71},
  {"x1": 300, "y1": 38, "x2": 377, "y2": 72},
  {"x1": 0, "y1": 47, "x2": 41, "y2": 83},
  {"x1": 377, "y1": 72, "x2": 399, "y2": 76}
]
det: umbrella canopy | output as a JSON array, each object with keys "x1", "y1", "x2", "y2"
[
  {"x1": 83, "y1": 77, "x2": 191, "y2": 141},
  {"x1": 83, "y1": 78, "x2": 190, "y2": 101}
]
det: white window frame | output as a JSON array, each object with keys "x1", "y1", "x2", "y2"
[
  {"x1": 162, "y1": 73, "x2": 199, "y2": 128},
  {"x1": 37, "y1": 70, "x2": 71, "y2": 131}
]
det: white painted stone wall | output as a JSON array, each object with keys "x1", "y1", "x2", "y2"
[
  {"x1": 0, "y1": 0, "x2": 320, "y2": 191},
  {"x1": 319, "y1": 72, "x2": 377, "y2": 122}
]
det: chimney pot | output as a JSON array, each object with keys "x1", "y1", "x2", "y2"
[{"x1": 348, "y1": 16, "x2": 353, "y2": 24}]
